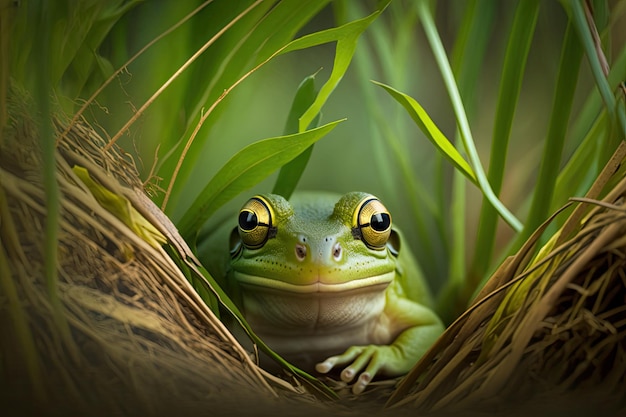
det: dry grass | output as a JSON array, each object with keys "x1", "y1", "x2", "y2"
[
  {"x1": 389, "y1": 144, "x2": 626, "y2": 416},
  {"x1": 0, "y1": 86, "x2": 318, "y2": 416}
]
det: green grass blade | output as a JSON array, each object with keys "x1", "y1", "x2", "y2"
[
  {"x1": 567, "y1": 45, "x2": 626, "y2": 160},
  {"x1": 272, "y1": 73, "x2": 321, "y2": 199},
  {"x1": 514, "y1": 23, "x2": 583, "y2": 249},
  {"x1": 416, "y1": 0, "x2": 523, "y2": 234},
  {"x1": 470, "y1": 0, "x2": 539, "y2": 281},
  {"x1": 337, "y1": 0, "x2": 447, "y2": 282},
  {"x1": 152, "y1": 1, "x2": 325, "y2": 208},
  {"x1": 177, "y1": 120, "x2": 344, "y2": 240},
  {"x1": 373, "y1": 81, "x2": 477, "y2": 185},
  {"x1": 280, "y1": 0, "x2": 390, "y2": 133},
  {"x1": 438, "y1": 0, "x2": 495, "y2": 319},
  {"x1": 567, "y1": 0, "x2": 626, "y2": 140}
]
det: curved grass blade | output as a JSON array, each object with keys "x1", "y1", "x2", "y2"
[
  {"x1": 567, "y1": 0, "x2": 626, "y2": 138},
  {"x1": 471, "y1": 0, "x2": 540, "y2": 277},
  {"x1": 415, "y1": 0, "x2": 523, "y2": 239},
  {"x1": 272, "y1": 73, "x2": 321, "y2": 199},
  {"x1": 373, "y1": 81, "x2": 477, "y2": 185},
  {"x1": 177, "y1": 120, "x2": 344, "y2": 240},
  {"x1": 270, "y1": 1, "x2": 391, "y2": 201},
  {"x1": 514, "y1": 23, "x2": 583, "y2": 249},
  {"x1": 280, "y1": 0, "x2": 390, "y2": 133}
]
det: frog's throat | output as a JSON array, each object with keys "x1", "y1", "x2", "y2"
[{"x1": 234, "y1": 271, "x2": 395, "y2": 294}]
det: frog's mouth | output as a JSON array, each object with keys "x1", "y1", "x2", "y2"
[
  {"x1": 234, "y1": 271, "x2": 394, "y2": 294},
  {"x1": 233, "y1": 271, "x2": 394, "y2": 331}
]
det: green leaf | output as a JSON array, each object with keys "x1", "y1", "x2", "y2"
[
  {"x1": 177, "y1": 120, "x2": 344, "y2": 240},
  {"x1": 280, "y1": 0, "x2": 391, "y2": 133},
  {"x1": 377, "y1": 0, "x2": 524, "y2": 240},
  {"x1": 272, "y1": 73, "x2": 321, "y2": 199},
  {"x1": 373, "y1": 81, "x2": 478, "y2": 185},
  {"x1": 568, "y1": 0, "x2": 626, "y2": 139}
]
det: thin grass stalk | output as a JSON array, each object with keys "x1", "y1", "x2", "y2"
[
  {"x1": 470, "y1": 0, "x2": 540, "y2": 286},
  {"x1": 56, "y1": 0, "x2": 214, "y2": 146},
  {"x1": 515, "y1": 23, "x2": 583, "y2": 250},
  {"x1": 569, "y1": 0, "x2": 626, "y2": 139},
  {"x1": 0, "y1": 189, "x2": 46, "y2": 401},
  {"x1": 104, "y1": 0, "x2": 264, "y2": 153},
  {"x1": 340, "y1": 1, "x2": 441, "y2": 269},
  {"x1": 31, "y1": 2, "x2": 78, "y2": 361},
  {"x1": 417, "y1": 0, "x2": 523, "y2": 237},
  {"x1": 0, "y1": 0, "x2": 12, "y2": 137},
  {"x1": 441, "y1": 0, "x2": 495, "y2": 315},
  {"x1": 162, "y1": 40, "x2": 291, "y2": 213}
]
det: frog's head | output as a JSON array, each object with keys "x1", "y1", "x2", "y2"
[{"x1": 227, "y1": 192, "x2": 402, "y2": 332}]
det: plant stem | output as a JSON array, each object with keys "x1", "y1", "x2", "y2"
[
  {"x1": 416, "y1": 1, "x2": 523, "y2": 235},
  {"x1": 516, "y1": 23, "x2": 583, "y2": 248},
  {"x1": 569, "y1": 0, "x2": 626, "y2": 139},
  {"x1": 470, "y1": 0, "x2": 539, "y2": 282}
]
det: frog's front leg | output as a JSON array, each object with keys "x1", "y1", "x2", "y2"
[{"x1": 315, "y1": 300, "x2": 443, "y2": 394}]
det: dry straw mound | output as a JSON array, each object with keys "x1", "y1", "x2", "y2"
[
  {"x1": 1, "y1": 86, "x2": 625, "y2": 416},
  {"x1": 390, "y1": 144, "x2": 626, "y2": 416},
  {"x1": 0, "y1": 87, "x2": 318, "y2": 416}
]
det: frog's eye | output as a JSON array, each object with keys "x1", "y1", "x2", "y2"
[
  {"x1": 353, "y1": 197, "x2": 392, "y2": 250},
  {"x1": 237, "y1": 196, "x2": 275, "y2": 249}
]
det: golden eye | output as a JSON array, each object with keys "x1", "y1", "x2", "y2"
[
  {"x1": 354, "y1": 197, "x2": 392, "y2": 250},
  {"x1": 237, "y1": 196, "x2": 274, "y2": 249}
]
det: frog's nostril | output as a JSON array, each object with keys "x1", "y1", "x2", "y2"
[
  {"x1": 295, "y1": 243, "x2": 307, "y2": 261},
  {"x1": 332, "y1": 243, "x2": 342, "y2": 261}
]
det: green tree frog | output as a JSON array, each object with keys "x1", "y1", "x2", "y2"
[{"x1": 200, "y1": 191, "x2": 443, "y2": 394}]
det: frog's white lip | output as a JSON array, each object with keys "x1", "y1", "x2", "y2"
[{"x1": 234, "y1": 271, "x2": 395, "y2": 294}]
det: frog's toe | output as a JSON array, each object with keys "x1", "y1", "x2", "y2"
[
  {"x1": 352, "y1": 372, "x2": 372, "y2": 394},
  {"x1": 315, "y1": 359, "x2": 335, "y2": 374},
  {"x1": 315, "y1": 346, "x2": 362, "y2": 375}
]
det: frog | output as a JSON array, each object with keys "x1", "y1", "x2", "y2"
[{"x1": 198, "y1": 191, "x2": 443, "y2": 394}]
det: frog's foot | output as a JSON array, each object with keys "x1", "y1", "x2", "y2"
[{"x1": 315, "y1": 345, "x2": 400, "y2": 395}]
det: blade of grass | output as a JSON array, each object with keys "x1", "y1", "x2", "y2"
[
  {"x1": 104, "y1": 0, "x2": 265, "y2": 152},
  {"x1": 470, "y1": 0, "x2": 539, "y2": 283},
  {"x1": 416, "y1": 0, "x2": 523, "y2": 232},
  {"x1": 514, "y1": 23, "x2": 583, "y2": 250},
  {"x1": 158, "y1": 1, "x2": 330, "y2": 209},
  {"x1": 0, "y1": 188, "x2": 45, "y2": 401},
  {"x1": 566, "y1": 44, "x2": 626, "y2": 160},
  {"x1": 32, "y1": 1, "x2": 78, "y2": 362},
  {"x1": 567, "y1": 0, "x2": 626, "y2": 140},
  {"x1": 177, "y1": 120, "x2": 344, "y2": 240},
  {"x1": 281, "y1": 0, "x2": 390, "y2": 133},
  {"x1": 272, "y1": 73, "x2": 321, "y2": 199},
  {"x1": 56, "y1": 0, "x2": 214, "y2": 146},
  {"x1": 337, "y1": 0, "x2": 446, "y2": 281},
  {"x1": 373, "y1": 81, "x2": 478, "y2": 185},
  {"x1": 439, "y1": 0, "x2": 495, "y2": 319}
]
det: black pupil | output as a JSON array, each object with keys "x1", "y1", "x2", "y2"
[
  {"x1": 239, "y1": 210, "x2": 258, "y2": 231},
  {"x1": 370, "y1": 213, "x2": 390, "y2": 231}
]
